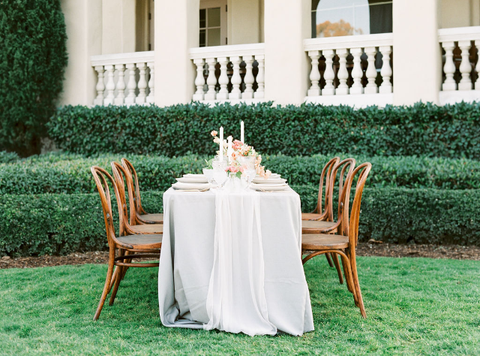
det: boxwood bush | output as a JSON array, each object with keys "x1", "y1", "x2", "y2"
[
  {"x1": 48, "y1": 102, "x2": 480, "y2": 159},
  {"x1": 1, "y1": 153, "x2": 480, "y2": 195},
  {"x1": 1, "y1": 188, "x2": 479, "y2": 256}
]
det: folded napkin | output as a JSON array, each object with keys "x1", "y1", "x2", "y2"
[{"x1": 172, "y1": 182, "x2": 210, "y2": 190}]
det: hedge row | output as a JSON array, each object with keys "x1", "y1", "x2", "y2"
[
  {"x1": 1, "y1": 153, "x2": 479, "y2": 195},
  {"x1": 1, "y1": 187, "x2": 479, "y2": 256},
  {"x1": 48, "y1": 102, "x2": 480, "y2": 159}
]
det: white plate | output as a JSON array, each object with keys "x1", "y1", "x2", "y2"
[
  {"x1": 252, "y1": 178, "x2": 287, "y2": 185},
  {"x1": 176, "y1": 175, "x2": 208, "y2": 183},
  {"x1": 250, "y1": 183, "x2": 289, "y2": 191},
  {"x1": 172, "y1": 182, "x2": 210, "y2": 190},
  {"x1": 255, "y1": 173, "x2": 281, "y2": 179}
]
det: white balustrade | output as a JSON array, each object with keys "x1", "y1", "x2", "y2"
[
  {"x1": 304, "y1": 34, "x2": 393, "y2": 99},
  {"x1": 439, "y1": 27, "x2": 480, "y2": 92},
  {"x1": 190, "y1": 43, "x2": 265, "y2": 102},
  {"x1": 91, "y1": 51, "x2": 154, "y2": 106}
]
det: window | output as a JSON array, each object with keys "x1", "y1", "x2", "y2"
[
  {"x1": 311, "y1": 0, "x2": 392, "y2": 38},
  {"x1": 199, "y1": 0, "x2": 227, "y2": 47}
]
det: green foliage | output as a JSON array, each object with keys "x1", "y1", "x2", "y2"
[
  {"x1": 0, "y1": 0, "x2": 68, "y2": 156},
  {"x1": 0, "y1": 151, "x2": 19, "y2": 164},
  {"x1": 1, "y1": 153, "x2": 479, "y2": 195},
  {"x1": 1, "y1": 188, "x2": 479, "y2": 257},
  {"x1": 49, "y1": 102, "x2": 480, "y2": 159}
]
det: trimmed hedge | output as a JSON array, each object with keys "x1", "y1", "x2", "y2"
[
  {"x1": 1, "y1": 153, "x2": 480, "y2": 195},
  {"x1": 1, "y1": 187, "x2": 479, "y2": 256},
  {"x1": 48, "y1": 102, "x2": 480, "y2": 159}
]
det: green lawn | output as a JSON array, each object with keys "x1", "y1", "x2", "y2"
[{"x1": 0, "y1": 256, "x2": 479, "y2": 355}]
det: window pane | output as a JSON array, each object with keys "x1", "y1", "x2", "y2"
[
  {"x1": 208, "y1": 7, "x2": 221, "y2": 27},
  {"x1": 200, "y1": 29, "x2": 206, "y2": 47},
  {"x1": 208, "y1": 28, "x2": 221, "y2": 46},
  {"x1": 312, "y1": 0, "x2": 392, "y2": 38},
  {"x1": 200, "y1": 9, "x2": 206, "y2": 28}
]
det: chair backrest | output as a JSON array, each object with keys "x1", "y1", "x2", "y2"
[
  {"x1": 90, "y1": 166, "x2": 126, "y2": 245},
  {"x1": 121, "y1": 158, "x2": 145, "y2": 216},
  {"x1": 327, "y1": 158, "x2": 356, "y2": 223},
  {"x1": 314, "y1": 157, "x2": 340, "y2": 219},
  {"x1": 340, "y1": 162, "x2": 372, "y2": 247},
  {"x1": 111, "y1": 161, "x2": 137, "y2": 228}
]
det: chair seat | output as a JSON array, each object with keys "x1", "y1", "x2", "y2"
[
  {"x1": 302, "y1": 234, "x2": 349, "y2": 250},
  {"x1": 129, "y1": 224, "x2": 163, "y2": 234},
  {"x1": 302, "y1": 213, "x2": 324, "y2": 221},
  {"x1": 139, "y1": 213, "x2": 163, "y2": 224},
  {"x1": 117, "y1": 234, "x2": 162, "y2": 249},
  {"x1": 302, "y1": 220, "x2": 336, "y2": 233}
]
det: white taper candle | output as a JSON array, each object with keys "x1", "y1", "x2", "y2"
[
  {"x1": 241, "y1": 121, "x2": 244, "y2": 143},
  {"x1": 219, "y1": 127, "x2": 224, "y2": 162}
]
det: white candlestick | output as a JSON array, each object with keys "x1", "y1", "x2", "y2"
[
  {"x1": 241, "y1": 121, "x2": 244, "y2": 143},
  {"x1": 219, "y1": 127, "x2": 224, "y2": 162},
  {"x1": 227, "y1": 136, "x2": 233, "y2": 163}
]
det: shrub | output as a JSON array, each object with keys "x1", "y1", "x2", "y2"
[
  {"x1": 48, "y1": 102, "x2": 480, "y2": 159},
  {"x1": 0, "y1": 151, "x2": 19, "y2": 164},
  {"x1": 1, "y1": 188, "x2": 479, "y2": 256},
  {"x1": 0, "y1": 0, "x2": 68, "y2": 156},
  {"x1": 1, "y1": 153, "x2": 479, "y2": 195}
]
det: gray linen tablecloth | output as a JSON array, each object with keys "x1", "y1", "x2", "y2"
[{"x1": 158, "y1": 187, "x2": 314, "y2": 336}]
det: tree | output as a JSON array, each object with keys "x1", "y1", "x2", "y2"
[
  {"x1": 0, "y1": 0, "x2": 68, "y2": 156},
  {"x1": 316, "y1": 19, "x2": 363, "y2": 38}
]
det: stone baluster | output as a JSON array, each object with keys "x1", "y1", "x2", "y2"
[
  {"x1": 379, "y1": 46, "x2": 393, "y2": 94},
  {"x1": 94, "y1": 65, "x2": 105, "y2": 106},
  {"x1": 349, "y1": 48, "x2": 363, "y2": 95},
  {"x1": 322, "y1": 49, "x2": 335, "y2": 95},
  {"x1": 442, "y1": 41, "x2": 456, "y2": 91},
  {"x1": 147, "y1": 62, "x2": 155, "y2": 104},
  {"x1": 136, "y1": 62, "x2": 147, "y2": 104},
  {"x1": 205, "y1": 57, "x2": 217, "y2": 100},
  {"x1": 229, "y1": 56, "x2": 242, "y2": 100},
  {"x1": 336, "y1": 48, "x2": 349, "y2": 95},
  {"x1": 242, "y1": 55, "x2": 255, "y2": 99},
  {"x1": 458, "y1": 40, "x2": 472, "y2": 91},
  {"x1": 365, "y1": 47, "x2": 378, "y2": 94},
  {"x1": 114, "y1": 64, "x2": 125, "y2": 105},
  {"x1": 103, "y1": 65, "x2": 116, "y2": 106},
  {"x1": 307, "y1": 50, "x2": 321, "y2": 97},
  {"x1": 254, "y1": 54, "x2": 265, "y2": 99},
  {"x1": 216, "y1": 57, "x2": 229, "y2": 100},
  {"x1": 125, "y1": 63, "x2": 137, "y2": 105},
  {"x1": 193, "y1": 58, "x2": 205, "y2": 101},
  {"x1": 475, "y1": 40, "x2": 480, "y2": 90}
]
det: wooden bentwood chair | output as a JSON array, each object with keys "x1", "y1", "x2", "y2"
[
  {"x1": 91, "y1": 166, "x2": 162, "y2": 321},
  {"x1": 302, "y1": 158, "x2": 356, "y2": 284},
  {"x1": 111, "y1": 162, "x2": 163, "y2": 235},
  {"x1": 121, "y1": 158, "x2": 163, "y2": 225},
  {"x1": 302, "y1": 162, "x2": 372, "y2": 318}
]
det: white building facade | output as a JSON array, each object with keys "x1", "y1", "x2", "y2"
[{"x1": 60, "y1": 0, "x2": 480, "y2": 108}]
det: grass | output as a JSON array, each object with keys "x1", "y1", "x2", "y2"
[{"x1": 0, "y1": 256, "x2": 479, "y2": 355}]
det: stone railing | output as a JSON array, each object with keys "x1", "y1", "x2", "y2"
[
  {"x1": 439, "y1": 26, "x2": 480, "y2": 92},
  {"x1": 190, "y1": 43, "x2": 265, "y2": 102},
  {"x1": 91, "y1": 51, "x2": 154, "y2": 106},
  {"x1": 304, "y1": 34, "x2": 393, "y2": 106}
]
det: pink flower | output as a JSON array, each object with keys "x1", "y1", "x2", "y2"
[
  {"x1": 211, "y1": 130, "x2": 218, "y2": 137},
  {"x1": 226, "y1": 166, "x2": 239, "y2": 173}
]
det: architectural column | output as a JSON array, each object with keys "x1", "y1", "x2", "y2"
[
  {"x1": 102, "y1": 0, "x2": 136, "y2": 54},
  {"x1": 392, "y1": 0, "x2": 441, "y2": 105},
  {"x1": 155, "y1": 0, "x2": 199, "y2": 106},
  {"x1": 264, "y1": 0, "x2": 310, "y2": 105},
  {"x1": 59, "y1": 0, "x2": 102, "y2": 106}
]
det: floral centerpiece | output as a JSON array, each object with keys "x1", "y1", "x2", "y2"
[{"x1": 211, "y1": 130, "x2": 271, "y2": 179}]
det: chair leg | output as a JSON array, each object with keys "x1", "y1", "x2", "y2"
[
  {"x1": 325, "y1": 253, "x2": 334, "y2": 267},
  {"x1": 94, "y1": 249, "x2": 116, "y2": 321},
  {"x1": 340, "y1": 253, "x2": 355, "y2": 294},
  {"x1": 109, "y1": 265, "x2": 125, "y2": 306},
  {"x1": 332, "y1": 253, "x2": 344, "y2": 284},
  {"x1": 350, "y1": 253, "x2": 367, "y2": 318}
]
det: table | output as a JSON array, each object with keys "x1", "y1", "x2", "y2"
[{"x1": 158, "y1": 187, "x2": 314, "y2": 336}]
